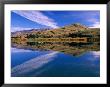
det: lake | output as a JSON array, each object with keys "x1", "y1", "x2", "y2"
[{"x1": 11, "y1": 43, "x2": 100, "y2": 77}]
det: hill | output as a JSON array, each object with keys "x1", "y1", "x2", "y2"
[{"x1": 11, "y1": 23, "x2": 100, "y2": 39}]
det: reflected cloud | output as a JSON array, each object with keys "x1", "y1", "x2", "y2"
[
  {"x1": 11, "y1": 51, "x2": 58, "y2": 76},
  {"x1": 91, "y1": 51, "x2": 100, "y2": 58},
  {"x1": 11, "y1": 48, "x2": 36, "y2": 53}
]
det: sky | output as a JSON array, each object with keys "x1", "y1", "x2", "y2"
[{"x1": 11, "y1": 10, "x2": 100, "y2": 32}]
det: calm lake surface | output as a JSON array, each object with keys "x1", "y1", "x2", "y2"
[{"x1": 11, "y1": 47, "x2": 100, "y2": 77}]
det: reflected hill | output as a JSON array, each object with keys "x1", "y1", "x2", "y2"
[{"x1": 11, "y1": 42, "x2": 99, "y2": 57}]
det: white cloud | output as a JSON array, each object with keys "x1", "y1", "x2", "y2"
[
  {"x1": 12, "y1": 10, "x2": 59, "y2": 28},
  {"x1": 11, "y1": 27, "x2": 39, "y2": 32},
  {"x1": 89, "y1": 22, "x2": 100, "y2": 28},
  {"x1": 87, "y1": 17, "x2": 100, "y2": 28},
  {"x1": 70, "y1": 11, "x2": 100, "y2": 28}
]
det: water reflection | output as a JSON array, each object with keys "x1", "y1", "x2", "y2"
[
  {"x1": 11, "y1": 48, "x2": 100, "y2": 77},
  {"x1": 12, "y1": 42, "x2": 99, "y2": 56},
  {"x1": 12, "y1": 50, "x2": 58, "y2": 76},
  {"x1": 11, "y1": 41, "x2": 100, "y2": 77}
]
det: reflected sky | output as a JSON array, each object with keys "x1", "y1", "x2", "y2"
[
  {"x1": 12, "y1": 50, "x2": 58, "y2": 76},
  {"x1": 11, "y1": 48, "x2": 100, "y2": 77}
]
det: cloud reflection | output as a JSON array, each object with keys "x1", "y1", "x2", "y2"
[
  {"x1": 11, "y1": 48, "x2": 34, "y2": 53},
  {"x1": 91, "y1": 51, "x2": 100, "y2": 58},
  {"x1": 11, "y1": 51, "x2": 58, "y2": 76}
]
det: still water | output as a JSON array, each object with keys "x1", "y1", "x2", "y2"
[{"x1": 11, "y1": 47, "x2": 100, "y2": 77}]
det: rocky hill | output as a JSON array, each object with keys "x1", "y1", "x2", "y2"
[{"x1": 11, "y1": 23, "x2": 99, "y2": 38}]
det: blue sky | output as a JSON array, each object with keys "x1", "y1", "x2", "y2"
[{"x1": 11, "y1": 11, "x2": 100, "y2": 32}]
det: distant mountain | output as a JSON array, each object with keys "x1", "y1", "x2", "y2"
[{"x1": 11, "y1": 28, "x2": 50, "y2": 37}]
